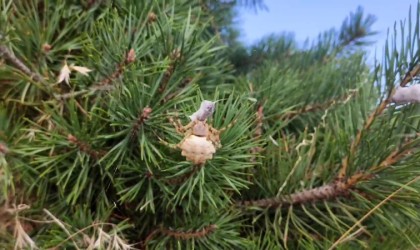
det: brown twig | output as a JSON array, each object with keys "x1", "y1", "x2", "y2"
[
  {"x1": 67, "y1": 134, "x2": 106, "y2": 160},
  {"x1": 400, "y1": 64, "x2": 420, "y2": 87},
  {"x1": 142, "y1": 224, "x2": 217, "y2": 247},
  {"x1": 131, "y1": 107, "x2": 152, "y2": 139},
  {"x1": 238, "y1": 140, "x2": 413, "y2": 209},
  {"x1": 97, "y1": 48, "x2": 136, "y2": 86},
  {"x1": 161, "y1": 224, "x2": 217, "y2": 240}
]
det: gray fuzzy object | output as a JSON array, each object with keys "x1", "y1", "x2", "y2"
[
  {"x1": 189, "y1": 100, "x2": 216, "y2": 121},
  {"x1": 391, "y1": 85, "x2": 420, "y2": 104}
]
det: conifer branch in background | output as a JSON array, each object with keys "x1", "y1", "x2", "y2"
[
  {"x1": 159, "y1": 49, "x2": 181, "y2": 96},
  {"x1": 280, "y1": 89, "x2": 358, "y2": 121}
]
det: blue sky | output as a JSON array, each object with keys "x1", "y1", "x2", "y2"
[{"x1": 238, "y1": 0, "x2": 419, "y2": 60}]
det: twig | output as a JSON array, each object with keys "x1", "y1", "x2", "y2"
[
  {"x1": 238, "y1": 139, "x2": 413, "y2": 209},
  {"x1": 238, "y1": 182, "x2": 350, "y2": 208},
  {"x1": 161, "y1": 224, "x2": 217, "y2": 240},
  {"x1": 142, "y1": 224, "x2": 217, "y2": 247},
  {"x1": 400, "y1": 64, "x2": 420, "y2": 87},
  {"x1": 67, "y1": 134, "x2": 106, "y2": 160},
  {"x1": 130, "y1": 107, "x2": 152, "y2": 139}
]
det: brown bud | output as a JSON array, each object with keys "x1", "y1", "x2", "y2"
[
  {"x1": 170, "y1": 48, "x2": 181, "y2": 61},
  {"x1": 126, "y1": 48, "x2": 136, "y2": 63},
  {"x1": 142, "y1": 106, "x2": 152, "y2": 120},
  {"x1": 67, "y1": 134, "x2": 77, "y2": 143},
  {"x1": 42, "y1": 43, "x2": 52, "y2": 53},
  {"x1": 0, "y1": 142, "x2": 9, "y2": 155},
  {"x1": 147, "y1": 12, "x2": 157, "y2": 23}
]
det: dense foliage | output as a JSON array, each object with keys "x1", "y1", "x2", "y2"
[{"x1": 1, "y1": 0, "x2": 420, "y2": 249}]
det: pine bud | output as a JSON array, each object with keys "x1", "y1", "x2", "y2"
[
  {"x1": 0, "y1": 142, "x2": 9, "y2": 156},
  {"x1": 42, "y1": 43, "x2": 52, "y2": 53},
  {"x1": 67, "y1": 134, "x2": 78, "y2": 144},
  {"x1": 147, "y1": 12, "x2": 157, "y2": 23},
  {"x1": 126, "y1": 49, "x2": 136, "y2": 64},
  {"x1": 143, "y1": 106, "x2": 152, "y2": 117}
]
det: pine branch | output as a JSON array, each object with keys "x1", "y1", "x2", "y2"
[
  {"x1": 86, "y1": 0, "x2": 104, "y2": 9},
  {"x1": 238, "y1": 182, "x2": 350, "y2": 208},
  {"x1": 280, "y1": 89, "x2": 358, "y2": 121},
  {"x1": 130, "y1": 107, "x2": 152, "y2": 140},
  {"x1": 143, "y1": 224, "x2": 217, "y2": 247},
  {"x1": 250, "y1": 104, "x2": 264, "y2": 163},
  {"x1": 400, "y1": 64, "x2": 420, "y2": 87},
  {"x1": 99, "y1": 48, "x2": 136, "y2": 86},
  {"x1": 199, "y1": 0, "x2": 222, "y2": 41},
  {"x1": 54, "y1": 49, "x2": 136, "y2": 100},
  {"x1": 67, "y1": 134, "x2": 106, "y2": 160},
  {"x1": 0, "y1": 45, "x2": 43, "y2": 83},
  {"x1": 159, "y1": 49, "x2": 180, "y2": 95},
  {"x1": 338, "y1": 98, "x2": 389, "y2": 180},
  {"x1": 238, "y1": 139, "x2": 414, "y2": 209}
]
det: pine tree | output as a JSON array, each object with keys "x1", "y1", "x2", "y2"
[{"x1": 1, "y1": 0, "x2": 420, "y2": 249}]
